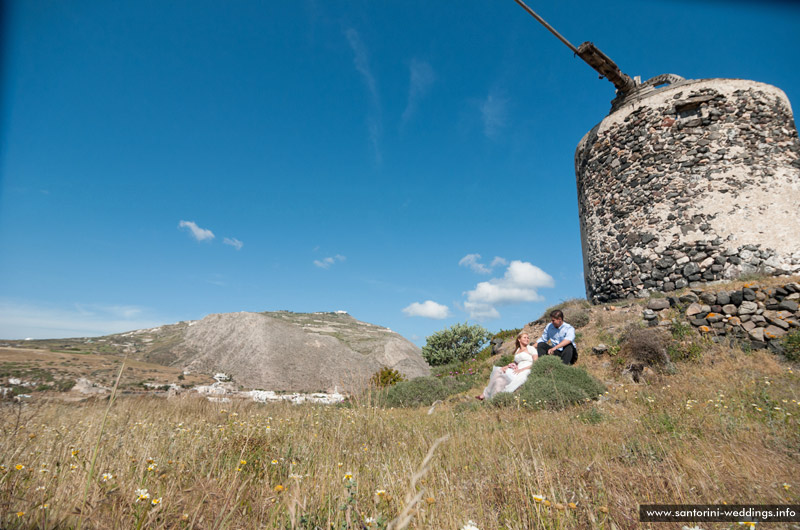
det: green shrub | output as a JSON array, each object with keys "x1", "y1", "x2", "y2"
[
  {"x1": 421, "y1": 322, "x2": 490, "y2": 366},
  {"x1": 783, "y1": 330, "x2": 800, "y2": 362},
  {"x1": 488, "y1": 356, "x2": 605, "y2": 410},
  {"x1": 380, "y1": 376, "x2": 473, "y2": 408},
  {"x1": 370, "y1": 367, "x2": 405, "y2": 388}
]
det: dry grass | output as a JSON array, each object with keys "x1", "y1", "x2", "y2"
[
  {"x1": 3, "y1": 283, "x2": 800, "y2": 529},
  {"x1": 1, "y1": 346, "x2": 798, "y2": 529}
]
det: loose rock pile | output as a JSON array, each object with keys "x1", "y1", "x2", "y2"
[{"x1": 643, "y1": 281, "x2": 800, "y2": 351}]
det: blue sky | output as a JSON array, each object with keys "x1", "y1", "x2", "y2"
[{"x1": 1, "y1": 0, "x2": 799, "y2": 343}]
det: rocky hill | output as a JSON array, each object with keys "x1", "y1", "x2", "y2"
[{"x1": 4, "y1": 311, "x2": 430, "y2": 393}]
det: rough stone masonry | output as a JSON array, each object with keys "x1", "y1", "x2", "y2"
[{"x1": 575, "y1": 78, "x2": 800, "y2": 303}]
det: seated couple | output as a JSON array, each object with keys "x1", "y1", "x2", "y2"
[{"x1": 477, "y1": 310, "x2": 577, "y2": 400}]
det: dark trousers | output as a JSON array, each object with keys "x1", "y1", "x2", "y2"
[{"x1": 537, "y1": 341, "x2": 576, "y2": 365}]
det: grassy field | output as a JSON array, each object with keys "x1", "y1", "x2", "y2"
[
  {"x1": 2, "y1": 283, "x2": 799, "y2": 529},
  {"x1": 2, "y1": 348, "x2": 798, "y2": 529}
]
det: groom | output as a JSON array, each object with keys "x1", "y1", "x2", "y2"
[{"x1": 535, "y1": 310, "x2": 577, "y2": 364}]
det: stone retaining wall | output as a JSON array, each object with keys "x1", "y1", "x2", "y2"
[
  {"x1": 642, "y1": 281, "x2": 800, "y2": 352},
  {"x1": 576, "y1": 79, "x2": 800, "y2": 303}
]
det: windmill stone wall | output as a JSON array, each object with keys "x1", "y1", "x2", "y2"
[{"x1": 576, "y1": 78, "x2": 800, "y2": 303}]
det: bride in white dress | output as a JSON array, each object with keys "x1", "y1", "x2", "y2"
[{"x1": 477, "y1": 331, "x2": 537, "y2": 400}]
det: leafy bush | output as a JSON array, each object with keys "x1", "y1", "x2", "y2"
[
  {"x1": 421, "y1": 323, "x2": 490, "y2": 366},
  {"x1": 783, "y1": 330, "x2": 800, "y2": 362},
  {"x1": 537, "y1": 299, "x2": 591, "y2": 329},
  {"x1": 488, "y1": 356, "x2": 605, "y2": 410},
  {"x1": 380, "y1": 376, "x2": 473, "y2": 408},
  {"x1": 370, "y1": 367, "x2": 405, "y2": 388}
]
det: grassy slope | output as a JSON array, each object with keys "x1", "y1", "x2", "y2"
[{"x1": 1, "y1": 278, "x2": 799, "y2": 529}]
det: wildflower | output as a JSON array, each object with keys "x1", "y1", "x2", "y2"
[
  {"x1": 101, "y1": 473, "x2": 113, "y2": 482},
  {"x1": 598, "y1": 506, "x2": 609, "y2": 513},
  {"x1": 136, "y1": 488, "x2": 150, "y2": 502},
  {"x1": 289, "y1": 473, "x2": 302, "y2": 480},
  {"x1": 683, "y1": 526, "x2": 704, "y2": 530},
  {"x1": 783, "y1": 483, "x2": 791, "y2": 490},
  {"x1": 555, "y1": 503, "x2": 566, "y2": 510},
  {"x1": 461, "y1": 521, "x2": 480, "y2": 530},
  {"x1": 151, "y1": 498, "x2": 161, "y2": 506},
  {"x1": 17, "y1": 511, "x2": 25, "y2": 517},
  {"x1": 271, "y1": 459, "x2": 278, "y2": 465},
  {"x1": 543, "y1": 500, "x2": 551, "y2": 507},
  {"x1": 738, "y1": 522, "x2": 757, "y2": 528},
  {"x1": 375, "y1": 489, "x2": 387, "y2": 497},
  {"x1": 425, "y1": 496, "x2": 435, "y2": 504},
  {"x1": 71, "y1": 449, "x2": 80, "y2": 458},
  {"x1": 147, "y1": 463, "x2": 157, "y2": 471},
  {"x1": 39, "y1": 504, "x2": 49, "y2": 510},
  {"x1": 568, "y1": 502, "x2": 578, "y2": 509},
  {"x1": 70, "y1": 464, "x2": 78, "y2": 471},
  {"x1": 15, "y1": 464, "x2": 24, "y2": 471},
  {"x1": 274, "y1": 484, "x2": 284, "y2": 492},
  {"x1": 343, "y1": 471, "x2": 354, "y2": 481},
  {"x1": 532, "y1": 494, "x2": 545, "y2": 503}
]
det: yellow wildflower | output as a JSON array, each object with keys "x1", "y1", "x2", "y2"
[
  {"x1": 274, "y1": 484, "x2": 284, "y2": 492},
  {"x1": 17, "y1": 511, "x2": 25, "y2": 517},
  {"x1": 151, "y1": 498, "x2": 161, "y2": 506},
  {"x1": 15, "y1": 464, "x2": 24, "y2": 471},
  {"x1": 343, "y1": 471, "x2": 354, "y2": 481},
  {"x1": 532, "y1": 495, "x2": 545, "y2": 503}
]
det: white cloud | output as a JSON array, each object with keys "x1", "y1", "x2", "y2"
[
  {"x1": 458, "y1": 253, "x2": 507, "y2": 274},
  {"x1": 178, "y1": 220, "x2": 215, "y2": 241},
  {"x1": 463, "y1": 260, "x2": 554, "y2": 320},
  {"x1": 345, "y1": 27, "x2": 382, "y2": 163},
  {"x1": 223, "y1": 237, "x2": 243, "y2": 250},
  {"x1": 480, "y1": 90, "x2": 508, "y2": 138},
  {"x1": 0, "y1": 300, "x2": 163, "y2": 339},
  {"x1": 402, "y1": 300, "x2": 450, "y2": 319},
  {"x1": 314, "y1": 254, "x2": 346, "y2": 269},
  {"x1": 401, "y1": 59, "x2": 435, "y2": 126}
]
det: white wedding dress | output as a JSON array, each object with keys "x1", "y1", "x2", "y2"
[{"x1": 482, "y1": 346, "x2": 535, "y2": 399}]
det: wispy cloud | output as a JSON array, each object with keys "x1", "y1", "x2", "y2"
[
  {"x1": 402, "y1": 300, "x2": 450, "y2": 319},
  {"x1": 401, "y1": 59, "x2": 435, "y2": 126},
  {"x1": 479, "y1": 89, "x2": 509, "y2": 138},
  {"x1": 223, "y1": 237, "x2": 243, "y2": 251},
  {"x1": 463, "y1": 260, "x2": 554, "y2": 320},
  {"x1": 458, "y1": 253, "x2": 508, "y2": 275},
  {"x1": 0, "y1": 299, "x2": 163, "y2": 339},
  {"x1": 178, "y1": 220, "x2": 215, "y2": 242},
  {"x1": 314, "y1": 254, "x2": 346, "y2": 269},
  {"x1": 345, "y1": 27, "x2": 382, "y2": 163}
]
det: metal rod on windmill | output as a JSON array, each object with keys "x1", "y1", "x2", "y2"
[{"x1": 511, "y1": 0, "x2": 637, "y2": 96}]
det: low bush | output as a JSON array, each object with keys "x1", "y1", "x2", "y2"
[
  {"x1": 487, "y1": 356, "x2": 605, "y2": 410},
  {"x1": 380, "y1": 376, "x2": 473, "y2": 408},
  {"x1": 783, "y1": 330, "x2": 800, "y2": 362},
  {"x1": 421, "y1": 323, "x2": 491, "y2": 366},
  {"x1": 370, "y1": 367, "x2": 405, "y2": 388},
  {"x1": 619, "y1": 325, "x2": 671, "y2": 366}
]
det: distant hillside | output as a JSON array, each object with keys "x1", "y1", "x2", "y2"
[{"x1": 3, "y1": 311, "x2": 429, "y2": 392}]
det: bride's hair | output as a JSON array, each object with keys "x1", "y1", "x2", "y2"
[{"x1": 514, "y1": 331, "x2": 529, "y2": 351}]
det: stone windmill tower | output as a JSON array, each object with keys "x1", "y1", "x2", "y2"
[{"x1": 514, "y1": 0, "x2": 800, "y2": 304}]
